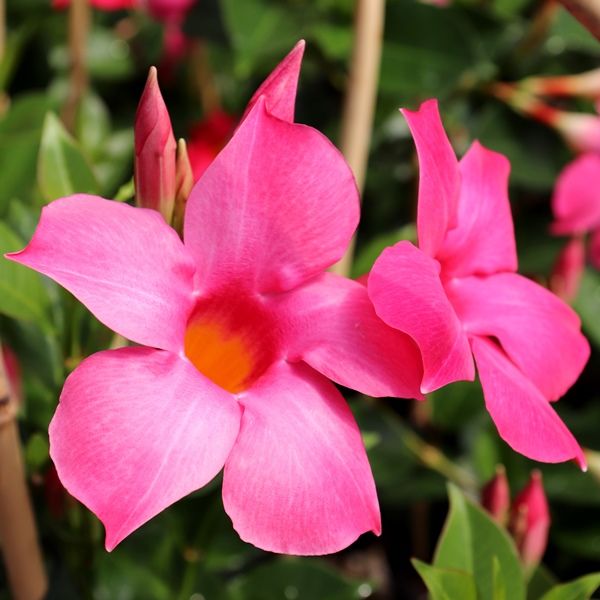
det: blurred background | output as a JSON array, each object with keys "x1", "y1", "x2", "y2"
[{"x1": 1, "y1": 0, "x2": 600, "y2": 598}]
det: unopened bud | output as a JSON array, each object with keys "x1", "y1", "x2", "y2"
[
  {"x1": 172, "y1": 138, "x2": 194, "y2": 235},
  {"x1": 510, "y1": 471, "x2": 550, "y2": 570},
  {"x1": 520, "y1": 68, "x2": 600, "y2": 99},
  {"x1": 134, "y1": 67, "x2": 177, "y2": 222},
  {"x1": 481, "y1": 465, "x2": 510, "y2": 525},
  {"x1": 550, "y1": 237, "x2": 585, "y2": 302}
]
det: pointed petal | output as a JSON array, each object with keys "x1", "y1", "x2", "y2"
[
  {"x1": 242, "y1": 40, "x2": 305, "y2": 123},
  {"x1": 50, "y1": 348, "x2": 241, "y2": 550},
  {"x1": 222, "y1": 361, "x2": 380, "y2": 555},
  {"x1": 400, "y1": 99, "x2": 460, "y2": 257},
  {"x1": 184, "y1": 99, "x2": 359, "y2": 294},
  {"x1": 471, "y1": 336, "x2": 585, "y2": 468},
  {"x1": 6, "y1": 195, "x2": 195, "y2": 352},
  {"x1": 437, "y1": 142, "x2": 517, "y2": 277},
  {"x1": 551, "y1": 154, "x2": 600, "y2": 235},
  {"x1": 368, "y1": 241, "x2": 474, "y2": 394},
  {"x1": 448, "y1": 273, "x2": 589, "y2": 401},
  {"x1": 275, "y1": 273, "x2": 424, "y2": 399}
]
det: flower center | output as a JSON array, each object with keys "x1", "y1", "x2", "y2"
[{"x1": 183, "y1": 296, "x2": 278, "y2": 394}]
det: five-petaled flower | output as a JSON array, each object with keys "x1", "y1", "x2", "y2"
[
  {"x1": 5, "y1": 43, "x2": 424, "y2": 555},
  {"x1": 368, "y1": 99, "x2": 590, "y2": 468}
]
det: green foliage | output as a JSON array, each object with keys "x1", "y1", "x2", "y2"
[
  {"x1": 413, "y1": 558, "x2": 478, "y2": 600},
  {"x1": 539, "y1": 573, "x2": 600, "y2": 600},
  {"x1": 37, "y1": 112, "x2": 98, "y2": 202}
]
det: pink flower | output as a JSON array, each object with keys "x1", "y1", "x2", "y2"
[
  {"x1": 550, "y1": 237, "x2": 586, "y2": 302},
  {"x1": 551, "y1": 153, "x2": 600, "y2": 270},
  {"x1": 5, "y1": 43, "x2": 423, "y2": 554},
  {"x1": 510, "y1": 471, "x2": 550, "y2": 569},
  {"x1": 52, "y1": 0, "x2": 138, "y2": 10},
  {"x1": 187, "y1": 110, "x2": 236, "y2": 181},
  {"x1": 368, "y1": 99, "x2": 589, "y2": 468},
  {"x1": 481, "y1": 466, "x2": 510, "y2": 525}
]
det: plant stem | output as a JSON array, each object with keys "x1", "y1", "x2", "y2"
[
  {"x1": 559, "y1": 0, "x2": 600, "y2": 39},
  {"x1": 0, "y1": 349, "x2": 47, "y2": 600},
  {"x1": 62, "y1": 0, "x2": 90, "y2": 133},
  {"x1": 331, "y1": 0, "x2": 386, "y2": 277},
  {"x1": 0, "y1": 0, "x2": 5, "y2": 64}
]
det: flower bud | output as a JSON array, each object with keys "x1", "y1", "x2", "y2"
[
  {"x1": 481, "y1": 465, "x2": 510, "y2": 525},
  {"x1": 145, "y1": 0, "x2": 196, "y2": 22},
  {"x1": 590, "y1": 229, "x2": 600, "y2": 270},
  {"x1": 172, "y1": 138, "x2": 194, "y2": 235},
  {"x1": 510, "y1": 471, "x2": 550, "y2": 570},
  {"x1": 134, "y1": 67, "x2": 177, "y2": 222},
  {"x1": 520, "y1": 68, "x2": 600, "y2": 99},
  {"x1": 550, "y1": 237, "x2": 586, "y2": 302}
]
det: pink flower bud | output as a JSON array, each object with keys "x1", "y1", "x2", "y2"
[
  {"x1": 134, "y1": 67, "x2": 177, "y2": 222},
  {"x1": 491, "y1": 83, "x2": 600, "y2": 153},
  {"x1": 520, "y1": 68, "x2": 600, "y2": 100},
  {"x1": 550, "y1": 237, "x2": 586, "y2": 302},
  {"x1": 590, "y1": 229, "x2": 600, "y2": 270},
  {"x1": 481, "y1": 465, "x2": 510, "y2": 525},
  {"x1": 510, "y1": 471, "x2": 550, "y2": 570}
]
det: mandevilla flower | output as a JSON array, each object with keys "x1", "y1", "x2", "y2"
[
  {"x1": 5, "y1": 43, "x2": 424, "y2": 554},
  {"x1": 368, "y1": 99, "x2": 589, "y2": 468},
  {"x1": 551, "y1": 153, "x2": 600, "y2": 271}
]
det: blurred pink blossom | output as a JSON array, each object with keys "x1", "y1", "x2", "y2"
[
  {"x1": 520, "y1": 68, "x2": 600, "y2": 100},
  {"x1": 368, "y1": 99, "x2": 589, "y2": 468},
  {"x1": 187, "y1": 110, "x2": 236, "y2": 181},
  {"x1": 5, "y1": 42, "x2": 424, "y2": 555}
]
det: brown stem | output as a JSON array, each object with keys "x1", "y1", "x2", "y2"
[
  {"x1": 331, "y1": 0, "x2": 386, "y2": 277},
  {"x1": 62, "y1": 0, "x2": 90, "y2": 133},
  {"x1": 559, "y1": 0, "x2": 600, "y2": 40},
  {"x1": 0, "y1": 350, "x2": 47, "y2": 600},
  {"x1": 0, "y1": 0, "x2": 5, "y2": 64},
  {"x1": 190, "y1": 41, "x2": 221, "y2": 115}
]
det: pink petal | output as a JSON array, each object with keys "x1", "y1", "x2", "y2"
[
  {"x1": 222, "y1": 360, "x2": 380, "y2": 555},
  {"x1": 184, "y1": 99, "x2": 359, "y2": 294},
  {"x1": 6, "y1": 195, "x2": 195, "y2": 352},
  {"x1": 437, "y1": 141, "x2": 518, "y2": 277},
  {"x1": 274, "y1": 273, "x2": 424, "y2": 399},
  {"x1": 551, "y1": 154, "x2": 600, "y2": 235},
  {"x1": 368, "y1": 241, "x2": 474, "y2": 394},
  {"x1": 590, "y1": 228, "x2": 600, "y2": 270},
  {"x1": 50, "y1": 347, "x2": 241, "y2": 550},
  {"x1": 400, "y1": 99, "x2": 460, "y2": 257},
  {"x1": 471, "y1": 336, "x2": 585, "y2": 468},
  {"x1": 448, "y1": 273, "x2": 589, "y2": 401},
  {"x1": 241, "y1": 40, "x2": 305, "y2": 123}
]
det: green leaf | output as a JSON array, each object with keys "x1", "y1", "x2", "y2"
[
  {"x1": 434, "y1": 484, "x2": 526, "y2": 600},
  {"x1": 412, "y1": 559, "x2": 477, "y2": 600},
  {"x1": 37, "y1": 112, "x2": 98, "y2": 202},
  {"x1": 573, "y1": 269, "x2": 600, "y2": 348},
  {"x1": 540, "y1": 573, "x2": 600, "y2": 600},
  {"x1": 229, "y1": 557, "x2": 372, "y2": 600},
  {"x1": 0, "y1": 221, "x2": 50, "y2": 323},
  {"x1": 528, "y1": 565, "x2": 559, "y2": 600},
  {"x1": 24, "y1": 433, "x2": 50, "y2": 472}
]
